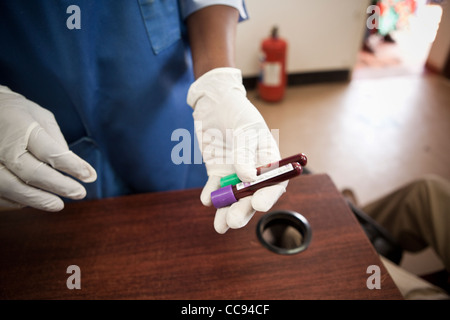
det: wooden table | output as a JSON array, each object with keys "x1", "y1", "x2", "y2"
[{"x1": 0, "y1": 174, "x2": 402, "y2": 300}]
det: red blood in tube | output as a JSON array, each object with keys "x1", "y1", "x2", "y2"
[
  {"x1": 213, "y1": 161, "x2": 305, "y2": 208},
  {"x1": 237, "y1": 162, "x2": 302, "y2": 199},
  {"x1": 257, "y1": 153, "x2": 307, "y2": 175}
]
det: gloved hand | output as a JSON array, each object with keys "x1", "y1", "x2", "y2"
[
  {"x1": 0, "y1": 86, "x2": 97, "y2": 212},
  {"x1": 187, "y1": 68, "x2": 288, "y2": 234}
]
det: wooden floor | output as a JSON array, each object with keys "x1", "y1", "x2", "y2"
[{"x1": 248, "y1": 39, "x2": 450, "y2": 276}]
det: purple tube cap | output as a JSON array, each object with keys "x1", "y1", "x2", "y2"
[{"x1": 211, "y1": 185, "x2": 237, "y2": 209}]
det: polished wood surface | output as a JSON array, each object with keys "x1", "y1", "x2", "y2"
[{"x1": 0, "y1": 174, "x2": 402, "y2": 299}]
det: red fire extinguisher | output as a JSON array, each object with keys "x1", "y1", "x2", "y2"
[{"x1": 258, "y1": 26, "x2": 287, "y2": 102}]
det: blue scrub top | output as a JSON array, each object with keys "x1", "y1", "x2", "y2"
[{"x1": 0, "y1": 0, "x2": 215, "y2": 199}]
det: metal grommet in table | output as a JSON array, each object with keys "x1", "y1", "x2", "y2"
[{"x1": 256, "y1": 210, "x2": 312, "y2": 255}]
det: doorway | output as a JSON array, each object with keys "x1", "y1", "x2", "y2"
[{"x1": 353, "y1": 0, "x2": 443, "y2": 79}]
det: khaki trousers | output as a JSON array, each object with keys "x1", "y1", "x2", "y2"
[
  {"x1": 362, "y1": 174, "x2": 450, "y2": 271},
  {"x1": 362, "y1": 174, "x2": 450, "y2": 299}
]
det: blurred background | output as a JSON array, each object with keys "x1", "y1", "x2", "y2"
[{"x1": 235, "y1": 0, "x2": 450, "y2": 280}]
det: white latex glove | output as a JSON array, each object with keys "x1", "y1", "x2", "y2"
[
  {"x1": 187, "y1": 68, "x2": 288, "y2": 234},
  {"x1": 0, "y1": 86, "x2": 97, "y2": 212}
]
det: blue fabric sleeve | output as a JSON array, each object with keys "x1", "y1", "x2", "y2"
[{"x1": 179, "y1": 0, "x2": 248, "y2": 21}]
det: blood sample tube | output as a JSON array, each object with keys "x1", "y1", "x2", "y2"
[
  {"x1": 220, "y1": 153, "x2": 307, "y2": 187},
  {"x1": 211, "y1": 162, "x2": 303, "y2": 209}
]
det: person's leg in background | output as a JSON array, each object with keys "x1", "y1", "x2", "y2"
[
  {"x1": 362, "y1": 174, "x2": 450, "y2": 299},
  {"x1": 363, "y1": 174, "x2": 450, "y2": 271}
]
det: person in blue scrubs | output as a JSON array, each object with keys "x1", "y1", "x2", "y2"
[{"x1": 0, "y1": 1, "x2": 287, "y2": 234}]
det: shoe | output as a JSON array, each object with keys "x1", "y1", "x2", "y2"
[{"x1": 341, "y1": 188, "x2": 359, "y2": 207}]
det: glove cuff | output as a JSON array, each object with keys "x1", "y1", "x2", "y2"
[{"x1": 187, "y1": 67, "x2": 246, "y2": 109}]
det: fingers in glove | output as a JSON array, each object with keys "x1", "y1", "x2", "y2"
[
  {"x1": 233, "y1": 131, "x2": 258, "y2": 182},
  {"x1": 226, "y1": 196, "x2": 256, "y2": 230},
  {"x1": 251, "y1": 181, "x2": 288, "y2": 212},
  {"x1": 232, "y1": 127, "x2": 280, "y2": 182},
  {"x1": 214, "y1": 197, "x2": 256, "y2": 234},
  {"x1": 200, "y1": 175, "x2": 221, "y2": 206},
  {"x1": 253, "y1": 130, "x2": 281, "y2": 167},
  {"x1": 213, "y1": 207, "x2": 230, "y2": 234},
  {"x1": 0, "y1": 165, "x2": 65, "y2": 212},
  {"x1": 28, "y1": 103, "x2": 70, "y2": 149},
  {"x1": 0, "y1": 197, "x2": 24, "y2": 210},
  {"x1": 27, "y1": 126, "x2": 97, "y2": 183},
  {"x1": 8, "y1": 152, "x2": 87, "y2": 200}
]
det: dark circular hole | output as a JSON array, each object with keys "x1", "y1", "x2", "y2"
[{"x1": 257, "y1": 210, "x2": 312, "y2": 255}]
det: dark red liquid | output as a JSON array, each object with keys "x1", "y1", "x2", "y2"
[
  {"x1": 257, "y1": 153, "x2": 307, "y2": 175},
  {"x1": 235, "y1": 162, "x2": 302, "y2": 199}
]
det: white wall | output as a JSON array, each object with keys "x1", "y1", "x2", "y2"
[
  {"x1": 426, "y1": 0, "x2": 450, "y2": 72},
  {"x1": 236, "y1": 0, "x2": 371, "y2": 77}
]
